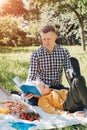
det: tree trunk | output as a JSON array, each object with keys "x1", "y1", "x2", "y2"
[
  {"x1": 12, "y1": 40, "x2": 17, "y2": 47},
  {"x1": 65, "y1": 4, "x2": 86, "y2": 51},
  {"x1": 80, "y1": 22, "x2": 86, "y2": 51}
]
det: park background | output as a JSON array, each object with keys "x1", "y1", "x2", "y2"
[{"x1": 0, "y1": 0, "x2": 87, "y2": 129}]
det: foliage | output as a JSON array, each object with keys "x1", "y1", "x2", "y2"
[
  {"x1": 20, "y1": 20, "x2": 41, "y2": 45},
  {"x1": 39, "y1": 3, "x2": 80, "y2": 45},
  {"x1": 0, "y1": 0, "x2": 87, "y2": 48},
  {"x1": 26, "y1": 0, "x2": 40, "y2": 20},
  {"x1": 63, "y1": 0, "x2": 87, "y2": 50},
  {"x1": 0, "y1": 0, "x2": 28, "y2": 16},
  {"x1": 33, "y1": 0, "x2": 87, "y2": 50},
  {"x1": 0, "y1": 15, "x2": 41, "y2": 46},
  {"x1": 0, "y1": 15, "x2": 27, "y2": 46}
]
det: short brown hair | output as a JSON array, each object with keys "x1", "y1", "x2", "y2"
[{"x1": 40, "y1": 25, "x2": 56, "y2": 33}]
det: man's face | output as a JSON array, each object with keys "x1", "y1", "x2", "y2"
[{"x1": 40, "y1": 31, "x2": 57, "y2": 51}]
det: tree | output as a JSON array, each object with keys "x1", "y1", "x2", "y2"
[
  {"x1": 34, "y1": 0, "x2": 87, "y2": 50},
  {"x1": 0, "y1": 15, "x2": 26, "y2": 46},
  {"x1": 61, "y1": 0, "x2": 87, "y2": 50},
  {"x1": 0, "y1": 0, "x2": 28, "y2": 16}
]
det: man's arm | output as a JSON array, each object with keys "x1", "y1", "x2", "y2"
[
  {"x1": 26, "y1": 53, "x2": 39, "y2": 81},
  {"x1": 63, "y1": 48, "x2": 72, "y2": 72},
  {"x1": 63, "y1": 48, "x2": 73, "y2": 85}
]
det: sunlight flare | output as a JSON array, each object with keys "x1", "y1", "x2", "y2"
[{"x1": 0, "y1": 0, "x2": 5, "y2": 4}]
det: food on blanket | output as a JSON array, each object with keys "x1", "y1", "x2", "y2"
[
  {"x1": 0, "y1": 107, "x2": 9, "y2": 114},
  {"x1": 19, "y1": 111, "x2": 40, "y2": 121},
  {"x1": 0, "y1": 100, "x2": 28, "y2": 115},
  {"x1": 0, "y1": 100, "x2": 40, "y2": 120}
]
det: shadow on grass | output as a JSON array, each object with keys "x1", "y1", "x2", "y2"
[{"x1": 0, "y1": 46, "x2": 37, "y2": 54}]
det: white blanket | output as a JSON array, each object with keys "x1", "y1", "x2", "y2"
[
  {"x1": 0, "y1": 106, "x2": 87, "y2": 130},
  {"x1": 0, "y1": 94, "x2": 87, "y2": 130},
  {"x1": 31, "y1": 106, "x2": 87, "y2": 129}
]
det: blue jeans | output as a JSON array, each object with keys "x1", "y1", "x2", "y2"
[
  {"x1": 63, "y1": 76, "x2": 86, "y2": 113},
  {"x1": 27, "y1": 97, "x2": 38, "y2": 106}
]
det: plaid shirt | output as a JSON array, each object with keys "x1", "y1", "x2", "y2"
[{"x1": 27, "y1": 44, "x2": 72, "y2": 87}]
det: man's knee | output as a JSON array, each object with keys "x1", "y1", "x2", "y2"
[
  {"x1": 72, "y1": 75, "x2": 86, "y2": 88},
  {"x1": 66, "y1": 68, "x2": 79, "y2": 86}
]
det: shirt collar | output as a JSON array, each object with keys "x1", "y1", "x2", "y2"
[{"x1": 42, "y1": 44, "x2": 57, "y2": 53}]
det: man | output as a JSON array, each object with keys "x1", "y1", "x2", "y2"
[{"x1": 26, "y1": 25, "x2": 72, "y2": 105}]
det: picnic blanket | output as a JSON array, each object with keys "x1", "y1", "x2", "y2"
[
  {"x1": 31, "y1": 106, "x2": 87, "y2": 129},
  {"x1": 0, "y1": 106, "x2": 87, "y2": 130},
  {"x1": 0, "y1": 94, "x2": 87, "y2": 130}
]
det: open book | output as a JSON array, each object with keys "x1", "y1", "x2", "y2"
[{"x1": 12, "y1": 76, "x2": 41, "y2": 96}]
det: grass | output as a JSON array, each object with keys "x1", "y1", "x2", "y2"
[
  {"x1": 62, "y1": 45, "x2": 87, "y2": 87},
  {"x1": 0, "y1": 45, "x2": 87, "y2": 91},
  {"x1": 0, "y1": 46, "x2": 37, "y2": 91},
  {"x1": 0, "y1": 45, "x2": 87, "y2": 130}
]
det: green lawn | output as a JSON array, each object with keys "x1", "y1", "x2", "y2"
[
  {"x1": 0, "y1": 45, "x2": 87, "y2": 91},
  {"x1": 0, "y1": 46, "x2": 37, "y2": 91},
  {"x1": 0, "y1": 45, "x2": 87, "y2": 130}
]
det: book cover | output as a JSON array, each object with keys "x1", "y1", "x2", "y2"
[
  {"x1": 12, "y1": 76, "x2": 41, "y2": 96},
  {"x1": 20, "y1": 84, "x2": 41, "y2": 95}
]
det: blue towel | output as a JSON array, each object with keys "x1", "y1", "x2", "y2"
[{"x1": 8, "y1": 121, "x2": 36, "y2": 130}]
